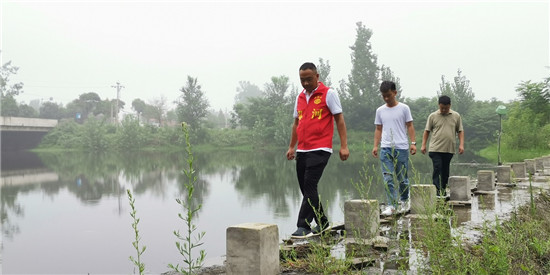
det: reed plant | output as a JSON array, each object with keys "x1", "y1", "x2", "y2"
[
  {"x1": 168, "y1": 123, "x2": 206, "y2": 274},
  {"x1": 127, "y1": 189, "x2": 147, "y2": 275}
]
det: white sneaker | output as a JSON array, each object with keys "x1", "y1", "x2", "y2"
[
  {"x1": 381, "y1": 205, "x2": 396, "y2": 216},
  {"x1": 398, "y1": 200, "x2": 410, "y2": 213}
]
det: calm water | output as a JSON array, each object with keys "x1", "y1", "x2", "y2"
[{"x1": 1, "y1": 149, "x2": 489, "y2": 274}]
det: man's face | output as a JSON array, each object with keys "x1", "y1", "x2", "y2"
[
  {"x1": 439, "y1": 104, "x2": 451, "y2": 114},
  {"x1": 381, "y1": 90, "x2": 397, "y2": 106},
  {"x1": 299, "y1": 69, "x2": 319, "y2": 93}
]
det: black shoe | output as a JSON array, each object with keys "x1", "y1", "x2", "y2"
[
  {"x1": 291, "y1": 227, "x2": 311, "y2": 237},
  {"x1": 311, "y1": 223, "x2": 329, "y2": 234}
]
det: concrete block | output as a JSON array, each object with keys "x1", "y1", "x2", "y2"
[
  {"x1": 410, "y1": 184, "x2": 436, "y2": 214},
  {"x1": 496, "y1": 165, "x2": 512, "y2": 184},
  {"x1": 477, "y1": 170, "x2": 495, "y2": 191},
  {"x1": 535, "y1": 157, "x2": 544, "y2": 172},
  {"x1": 543, "y1": 156, "x2": 550, "y2": 171},
  {"x1": 478, "y1": 193, "x2": 495, "y2": 210},
  {"x1": 344, "y1": 200, "x2": 379, "y2": 239},
  {"x1": 449, "y1": 176, "x2": 470, "y2": 201},
  {"x1": 525, "y1": 159, "x2": 536, "y2": 176},
  {"x1": 510, "y1": 162, "x2": 526, "y2": 178},
  {"x1": 226, "y1": 223, "x2": 279, "y2": 275}
]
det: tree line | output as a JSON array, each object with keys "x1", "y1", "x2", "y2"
[{"x1": 1, "y1": 22, "x2": 549, "y2": 153}]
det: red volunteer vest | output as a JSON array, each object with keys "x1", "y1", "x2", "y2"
[{"x1": 296, "y1": 82, "x2": 334, "y2": 150}]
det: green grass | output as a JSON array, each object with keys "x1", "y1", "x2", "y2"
[{"x1": 479, "y1": 143, "x2": 550, "y2": 163}]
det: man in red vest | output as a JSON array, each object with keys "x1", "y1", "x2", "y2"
[{"x1": 286, "y1": 62, "x2": 349, "y2": 237}]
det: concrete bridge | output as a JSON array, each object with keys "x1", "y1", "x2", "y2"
[{"x1": 1, "y1": 116, "x2": 58, "y2": 151}]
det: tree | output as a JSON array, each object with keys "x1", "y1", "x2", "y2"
[
  {"x1": 39, "y1": 101, "x2": 63, "y2": 119},
  {"x1": 0, "y1": 60, "x2": 24, "y2": 116},
  {"x1": 343, "y1": 22, "x2": 382, "y2": 131},
  {"x1": 438, "y1": 69, "x2": 475, "y2": 116},
  {"x1": 177, "y1": 76, "x2": 210, "y2": 131},
  {"x1": 516, "y1": 79, "x2": 550, "y2": 125},
  {"x1": 132, "y1": 98, "x2": 147, "y2": 118},
  {"x1": 230, "y1": 75, "x2": 295, "y2": 146},
  {"x1": 380, "y1": 65, "x2": 404, "y2": 102},
  {"x1": 405, "y1": 96, "x2": 438, "y2": 134},
  {"x1": 234, "y1": 81, "x2": 262, "y2": 105},
  {"x1": 0, "y1": 61, "x2": 24, "y2": 97},
  {"x1": 18, "y1": 104, "x2": 37, "y2": 117},
  {"x1": 264, "y1": 75, "x2": 290, "y2": 103},
  {"x1": 148, "y1": 96, "x2": 168, "y2": 126},
  {"x1": 317, "y1": 58, "x2": 332, "y2": 87},
  {"x1": 79, "y1": 92, "x2": 102, "y2": 118}
]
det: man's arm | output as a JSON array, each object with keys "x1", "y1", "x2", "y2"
[
  {"x1": 334, "y1": 113, "x2": 349, "y2": 161},
  {"x1": 372, "y1": 124, "x2": 382, "y2": 158},
  {"x1": 286, "y1": 118, "x2": 299, "y2": 160},
  {"x1": 421, "y1": 130, "x2": 430, "y2": 154},
  {"x1": 458, "y1": 130, "x2": 464, "y2": 154},
  {"x1": 406, "y1": 121, "x2": 416, "y2": 155}
]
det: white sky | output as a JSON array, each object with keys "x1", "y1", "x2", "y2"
[{"x1": 1, "y1": 1, "x2": 549, "y2": 114}]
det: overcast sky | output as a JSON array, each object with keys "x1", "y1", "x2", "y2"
[{"x1": 2, "y1": 1, "x2": 549, "y2": 114}]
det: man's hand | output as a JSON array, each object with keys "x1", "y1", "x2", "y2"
[
  {"x1": 339, "y1": 147, "x2": 349, "y2": 161},
  {"x1": 286, "y1": 147, "x2": 296, "y2": 160},
  {"x1": 421, "y1": 145, "x2": 427, "y2": 154},
  {"x1": 372, "y1": 146, "x2": 378, "y2": 158},
  {"x1": 458, "y1": 145, "x2": 464, "y2": 154},
  {"x1": 410, "y1": 144, "x2": 417, "y2": 155}
]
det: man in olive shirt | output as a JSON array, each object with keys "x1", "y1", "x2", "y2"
[{"x1": 421, "y1": 95, "x2": 464, "y2": 197}]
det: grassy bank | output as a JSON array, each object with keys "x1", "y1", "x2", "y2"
[{"x1": 479, "y1": 144, "x2": 550, "y2": 163}]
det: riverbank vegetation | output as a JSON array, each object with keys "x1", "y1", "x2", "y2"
[{"x1": 3, "y1": 22, "x2": 548, "y2": 159}]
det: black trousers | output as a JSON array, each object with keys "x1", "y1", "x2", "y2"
[
  {"x1": 429, "y1": 152, "x2": 454, "y2": 196},
  {"x1": 295, "y1": 150, "x2": 331, "y2": 229}
]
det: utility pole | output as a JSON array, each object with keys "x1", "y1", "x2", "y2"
[{"x1": 111, "y1": 82, "x2": 124, "y2": 124}]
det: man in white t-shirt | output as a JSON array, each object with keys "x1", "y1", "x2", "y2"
[{"x1": 372, "y1": 81, "x2": 417, "y2": 216}]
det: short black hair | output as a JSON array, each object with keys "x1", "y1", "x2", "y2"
[
  {"x1": 379, "y1": 80, "x2": 396, "y2": 93},
  {"x1": 299, "y1": 62, "x2": 317, "y2": 72},
  {"x1": 439, "y1": 95, "x2": 451, "y2": 105}
]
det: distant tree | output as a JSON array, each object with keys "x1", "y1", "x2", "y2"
[
  {"x1": 230, "y1": 75, "x2": 295, "y2": 146},
  {"x1": 380, "y1": 65, "x2": 404, "y2": 102},
  {"x1": 462, "y1": 99, "x2": 503, "y2": 151},
  {"x1": 0, "y1": 60, "x2": 24, "y2": 116},
  {"x1": 1, "y1": 95, "x2": 18, "y2": 116},
  {"x1": 39, "y1": 102, "x2": 63, "y2": 119},
  {"x1": 94, "y1": 99, "x2": 114, "y2": 118},
  {"x1": 317, "y1": 58, "x2": 332, "y2": 87},
  {"x1": 501, "y1": 77, "x2": 550, "y2": 150},
  {"x1": 234, "y1": 81, "x2": 262, "y2": 105},
  {"x1": 132, "y1": 98, "x2": 147, "y2": 118},
  {"x1": 264, "y1": 75, "x2": 290, "y2": 103},
  {"x1": 79, "y1": 92, "x2": 102, "y2": 117},
  {"x1": 148, "y1": 96, "x2": 168, "y2": 126},
  {"x1": 516, "y1": 79, "x2": 550, "y2": 124},
  {"x1": 343, "y1": 22, "x2": 382, "y2": 131},
  {"x1": 438, "y1": 69, "x2": 475, "y2": 116},
  {"x1": 0, "y1": 60, "x2": 24, "y2": 97},
  {"x1": 18, "y1": 104, "x2": 38, "y2": 117},
  {"x1": 177, "y1": 76, "x2": 210, "y2": 131},
  {"x1": 405, "y1": 96, "x2": 438, "y2": 134}
]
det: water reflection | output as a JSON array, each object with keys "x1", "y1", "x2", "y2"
[{"x1": 1, "y1": 149, "x2": 489, "y2": 274}]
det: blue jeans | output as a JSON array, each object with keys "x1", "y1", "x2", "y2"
[{"x1": 380, "y1": 147, "x2": 409, "y2": 207}]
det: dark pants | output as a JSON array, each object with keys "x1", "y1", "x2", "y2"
[
  {"x1": 429, "y1": 152, "x2": 454, "y2": 196},
  {"x1": 295, "y1": 150, "x2": 331, "y2": 229}
]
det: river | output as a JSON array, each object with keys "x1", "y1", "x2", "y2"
[{"x1": 1, "y1": 149, "x2": 489, "y2": 274}]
